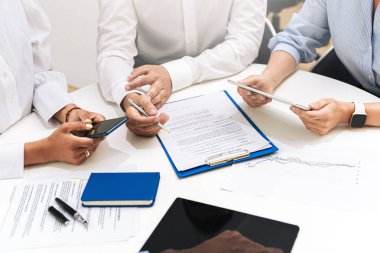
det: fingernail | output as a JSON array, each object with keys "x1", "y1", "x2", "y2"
[
  {"x1": 85, "y1": 123, "x2": 93, "y2": 130},
  {"x1": 154, "y1": 117, "x2": 160, "y2": 123},
  {"x1": 84, "y1": 119, "x2": 92, "y2": 124},
  {"x1": 125, "y1": 85, "x2": 130, "y2": 91},
  {"x1": 150, "y1": 109, "x2": 157, "y2": 114}
]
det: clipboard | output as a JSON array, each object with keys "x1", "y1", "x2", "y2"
[{"x1": 156, "y1": 91, "x2": 278, "y2": 178}]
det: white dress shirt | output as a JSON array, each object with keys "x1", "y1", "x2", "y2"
[
  {"x1": 97, "y1": 0, "x2": 266, "y2": 105},
  {"x1": 0, "y1": 0, "x2": 71, "y2": 179}
]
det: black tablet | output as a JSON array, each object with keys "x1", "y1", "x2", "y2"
[{"x1": 140, "y1": 198, "x2": 299, "y2": 253}]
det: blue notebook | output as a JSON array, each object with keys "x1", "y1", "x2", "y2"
[
  {"x1": 81, "y1": 172, "x2": 160, "y2": 207},
  {"x1": 157, "y1": 91, "x2": 278, "y2": 178}
]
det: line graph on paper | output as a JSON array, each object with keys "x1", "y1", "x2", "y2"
[
  {"x1": 246, "y1": 153, "x2": 361, "y2": 186},
  {"x1": 222, "y1": 150, "x2": 372, "y2": 211}
]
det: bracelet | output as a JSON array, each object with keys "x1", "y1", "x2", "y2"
[{"x1": 65, "y1": 106, "x2": 81, "y2": 122}]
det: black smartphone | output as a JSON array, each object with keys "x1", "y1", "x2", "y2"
[{"x1": 73, "y1": 117, "x2": 128, "y2": 138}]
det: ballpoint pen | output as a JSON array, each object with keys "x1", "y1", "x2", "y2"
[
  {"x1": 48, "y1": 206, "x2": 70, "y2": 226},
  {"x1": 127, "y1": 98, "x2": 170, "y2": 133},
  {"x1": 55, "y1": 197, "x2": 88, "y2": 227}
]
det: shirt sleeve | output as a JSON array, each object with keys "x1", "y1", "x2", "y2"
[
  {"x1": 162, "y1": 0, "x2": 267, "y2": 92},
  {"x1": 0, "y1": 144, "x2": 24, "y2": 180},
  {"x1": 97, "y1": 0, "x2": 138, "y2": 105},
  {"x1": 22, "y1": 0, "x2": 72, "y2": 123},
  {"x1": 268, "y1": 0, "x2": 331, "y2": 64}
]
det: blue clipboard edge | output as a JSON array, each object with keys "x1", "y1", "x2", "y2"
[{"x1": 156, "y1": 91, "x2": 278, "y2": 178}]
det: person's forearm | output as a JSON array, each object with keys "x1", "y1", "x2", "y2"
[
  {"x1": 24, "y1": 139, "x2": 50, "y2": 166},
  {"x1": 337, "y1": 102, "x2": 380, "y2": 127},
  {"x1": 365, "y1": 103, "x2": 380, "y2": 127},
  {"x1": 262, "y1": 51, "x2": 298, "y2": 88}
]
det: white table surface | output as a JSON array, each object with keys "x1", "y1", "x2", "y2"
[{"x1": 1, "y1": 64, "x2": 380, "y2": 253}]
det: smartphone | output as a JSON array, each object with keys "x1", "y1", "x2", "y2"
[
  {"x1": 73, "y1": 117, "x2": 128, "y2": 138},
  {"x1": 228, "y1": 80, "x2": 310, "y2": 111}
]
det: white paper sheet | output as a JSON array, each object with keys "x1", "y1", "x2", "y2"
[
  {"x1": 0, "y1": 176, "x2": 138, "y2": 250},
  {"x1": 158, "y1": 92, "x2": 270, "y2": 171},
  {"x1": 222, "y1": 150, "x2": 376, "y2": 211}
]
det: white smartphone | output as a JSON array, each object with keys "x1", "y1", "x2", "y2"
[{"x1": 228, "y1": 80, "x2": 310, "y2": 111}]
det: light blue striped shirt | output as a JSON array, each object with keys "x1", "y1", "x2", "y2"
[{"x1": 268, "y1": 0, "x2": 380, "y2": 97}]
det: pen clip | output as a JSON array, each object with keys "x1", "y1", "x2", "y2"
[{"x1": 205, "y1": 149, "x2": 249, "y2": 166}]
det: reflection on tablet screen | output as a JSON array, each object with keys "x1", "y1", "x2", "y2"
[{"x1": 140, "y1": 198, "x2": 299, "y2": 253}]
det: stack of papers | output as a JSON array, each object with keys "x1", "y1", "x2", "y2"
[{"x1": 0, "y1": 176, "x2": 138, "y2": 250}]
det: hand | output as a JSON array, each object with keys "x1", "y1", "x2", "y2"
[
  {"x1": 24, "y1": 122, "x2": 105, "y2": 166},
  {"x1": 237, "y1": 75, "x2": 278, "y2": 107},
  {"x1": 122, "y1": 93, "x2": 169, "y2": 137},
  {"x1": 67, "y1": 108, "x2": 105, "y2": 124},
  {"x1": 162, "y1": 230, "x2": 283, "y2": 253},
  {"x1": 290, "y1": 98, "x2": 354, "y2": 135},
  {"x1": 126, "y1": 65, "x2": 173, "y2": 109}
]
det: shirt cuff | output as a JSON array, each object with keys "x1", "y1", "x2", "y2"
[
  {"x1": 272, "y1": 43, "x2": 302, "y2": 65},
  {"x1": 162, "y1": 59, "x2": 193, "y2": 92},
  {"x1": 33, "y1": 82, "x2": 72, "y2": 122},
  {"x1": 0, "y1": 143, "x2": 24, "y2": 180},
  {"x1": 111, "y1": 78, "x2": 130, "y2": 106}
]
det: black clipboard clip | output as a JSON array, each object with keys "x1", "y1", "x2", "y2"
[{"x1": 205, "y1": 149, "x2": 250, "y2": 166}]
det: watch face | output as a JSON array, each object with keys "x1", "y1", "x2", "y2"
[{"x1": 351, "y1": 114, "x2": 367, "y2": 128}]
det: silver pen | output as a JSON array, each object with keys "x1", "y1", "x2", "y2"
[{"x1": 127, "y1": 98, "x2": 170, "y2": 133}]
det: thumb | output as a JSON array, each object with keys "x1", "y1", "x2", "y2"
[
  {"x1": 60, "y1": 121, "x2": 92, "y2": 134},
  {"x1": 239, "y1": 75, "x2": 260, "y2": 86},
  {"x1": 309, "y1": 98, "x2": 333, "y2": 110}
]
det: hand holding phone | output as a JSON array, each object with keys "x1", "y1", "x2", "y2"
[{"x1": 73, "y1": 117, "x2": 128, "y2": 138}]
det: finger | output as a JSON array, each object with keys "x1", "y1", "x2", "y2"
[
  {"x1": 250, "y1": 93, "x2": 267, "y2": 101},
  {"x1": 146, "y1": 82, "x2": 163, "y2": 99},
  {"x1": 151, "y1": 90, "x2": 167, "y2": 105},
  {"x1": 139, "y1": 95, "x2": 158, "y2": 116},
  {"x1": 72, "y1": 136, "x2": 103, "y2": 149},
  {"x1": 237, "y1": 86, "x2": 252, "y2": 97},
  {"x1": 128, "y1": 65, "x2": 150, "y2": 81},
  {"x1": 239, "y1": 75, "x2": 259, "y2": 86},
  {"x1": 156, "y1": 113, "x2": 169, "y2": 125},
  {"x1": 242, "y1": 94, "x2": 271, "y2": 107},
  {"x1": 60, "y1": 121, "x2": 92, "y2": 133},
  {"x1": 242, "y1": 96, "x2": 265, "y2": 108},
  {"x1": 126, "y1": 74, "x2": 156, "y2": 91},
  {"x1": 74, "y1": 146, "x2": 98, "y2": 165},
  {"x1": 92, "y1": 113, "x2": 106, "y2": 122},
  {"x1": 267, "y1": 248, "x2": 284, "y2": 253},
  {"x1": 128, "y1": 125, "x2": 161, "y2": 137},
  {"x1": 126, "y1": 106, "x2": 158, "y2": 127},
  {"x1": 309, "y1": 98, "x2": 334, "y2": 110},
  {"x1": 291, "y1": 106, "x2": 322, "y2": 121}
]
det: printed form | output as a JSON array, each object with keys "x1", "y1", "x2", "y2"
[
  {"x1": 158, "y1": 92, "x2": 270, "y2": 171},
  {"x1": 0, "y1": 176, "x2": 138, "y2": 250}
]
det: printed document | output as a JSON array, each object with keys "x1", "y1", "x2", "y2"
[
  {"x1": 158, "y1": 92, "x2": 270, "y2": 171},
  {"x1": 222, "y1": 150, "x2": 377, "y2": 211},
  {"x1": 0, "y1": 176, "x2": 138, "y2": 250}
]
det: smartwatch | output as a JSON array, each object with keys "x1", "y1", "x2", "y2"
[{"x1": 350, "y1": 102, "x2": 367, "y2": 128}]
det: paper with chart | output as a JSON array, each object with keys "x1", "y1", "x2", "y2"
[
  {"x1": 158, "y1": 92, "x2": 271, "y2": 171},
  {"x1": 0, "y1": 176, "x2": 138, "y2": 250},
  {"x1": 222, "y1": 150, "x2": 374, "y2": 211}
]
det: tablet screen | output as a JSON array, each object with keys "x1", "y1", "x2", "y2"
[{"x1": 140, "y1": 198, "x2": 299, "y2": 253}]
